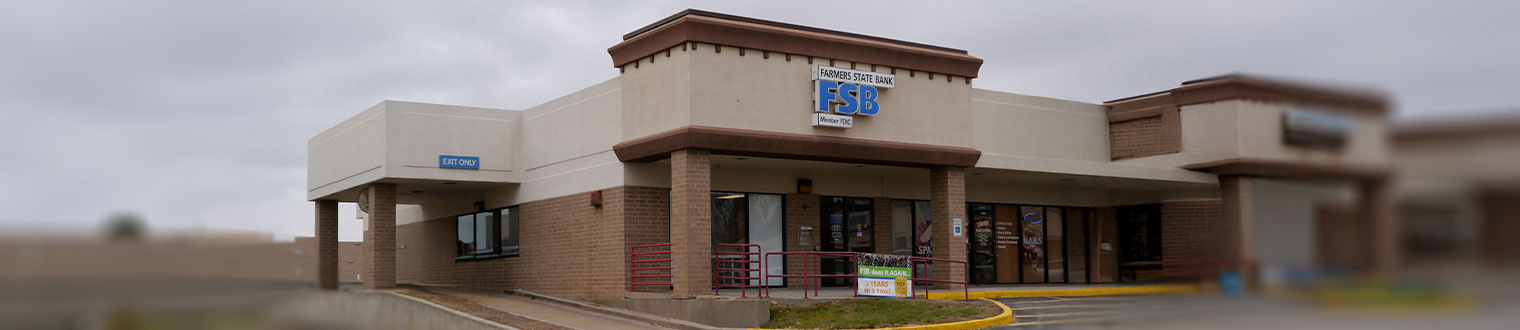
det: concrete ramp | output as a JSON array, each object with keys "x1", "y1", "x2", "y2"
[{"x1": 267, "y1": 291, "x2": 515, "y2": 330}]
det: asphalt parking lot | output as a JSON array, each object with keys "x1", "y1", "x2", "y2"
[{"x1": 982, "y1": 290, "x2": 1516, "y2": 330}]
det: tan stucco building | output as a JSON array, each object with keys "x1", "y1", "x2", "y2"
[{"x1": 306, "y1": 10, "x2": 1404, "y2": 300}]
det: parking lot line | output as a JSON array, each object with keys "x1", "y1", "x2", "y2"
[
  {"x1": 1015, "y1": 311, "x2": 1097, "y2": 318},
  {"x1": 1007, "y1": 304, "x2": 1096, "y2": 311}
]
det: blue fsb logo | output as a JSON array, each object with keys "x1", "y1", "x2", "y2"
[{"x1": 816, "y1": 80, "x2": 880, "y2": 116}]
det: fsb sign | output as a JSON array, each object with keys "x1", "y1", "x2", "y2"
[{"x1": 813, "y1": 65, "x2": 894, "y2": 128}]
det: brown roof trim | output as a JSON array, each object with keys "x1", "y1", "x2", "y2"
[
  {"x1": 624, "y1": 9, "x2": 968, "y2": 54},
  {"x1": 608, "y1": 10, "x2": 983, "y2": 78},
  {"x1": 612, "y1": 126, "x2": 982, "y2": 168},
  {"x1": 1183, "y1": 157, "x2": 1390, "y2": 181},
  {"x1": 1105, "y1": 74, "x2": 1388, "y2": 115},
  {"x1": 1394, "y1": 113, "x2": 1520, "y2": 146}
]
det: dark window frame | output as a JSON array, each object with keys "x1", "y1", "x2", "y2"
[{"x1": 455, "y1": 205, "x2": 521, "y2": 261}]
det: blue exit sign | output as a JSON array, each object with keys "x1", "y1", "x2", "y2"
[{"x1": 439, "y1": 155, "x2": 480, "y2": 170}]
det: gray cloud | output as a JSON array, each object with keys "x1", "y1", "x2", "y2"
[{"x1": 1, "y1": 0, "x2": 1515, "y2": 241}]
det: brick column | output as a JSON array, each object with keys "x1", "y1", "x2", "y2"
[
  {"x1": 929, "y1": 167, "x2": 968, "y2": 287},
  {"x1": 362, "y1": 183, "x2": 397, "y2": 290},
  {"x1": 1219, "y1": 176, "x2": 1255, "y2": 280},
  {"x1": 315, "y1": 199, "x2": 339, "y2": 290},
  {"x1": 1089, "y1": 207, "x2": 1118, "y2": 283},
  {"x1": 1361, "y1": 178, "x2": 1400, "y2": 274},
  {"x1": 670, "y1": 149, "x2": 712, "y2": 298}
]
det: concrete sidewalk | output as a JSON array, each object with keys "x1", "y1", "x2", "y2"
[{"x1": 416, "y1": 286, "x2": 674, "y2": 330}]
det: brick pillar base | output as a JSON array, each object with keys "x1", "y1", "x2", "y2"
[
  {"x1": 670, "y1": 149, "x2": 712, "y2": 297},
  {"x1": 929, "y1": 167, "x2": 968, "y2": 288},
  {"x1": 363, "y1": 183, "x2": 397, "y2": 290},
  {"x1": 315, "y1": 200, "x2": 339, "y2": 290},
  {"x1": 1220, "y1": 176, "x2": 1256, "y2": 285},
  {"x1": 1361, "y1": 178, "x2": 1400, "y2": 274}
]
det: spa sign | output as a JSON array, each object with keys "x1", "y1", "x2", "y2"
[
  {"x1": 856, "y1": 253, "x2": 913, "y2": 299},
  {"x1": 813, "y1": 65, "x2": 894, "y2": 129}
]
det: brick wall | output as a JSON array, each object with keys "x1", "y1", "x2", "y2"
[
  {"x1": 297, "y1": 237, "x2": 364, "y2": 283},
  {"x1": 783, "y1": 193, "x2": 820, "y2": 288},
  {"x1": 873, "y1": 197, "x2": 893, "y2": 255},
  {"x1": 1109, "y1": 107, "x2": 1180, "y2": 160},
  {"x1": 624, "y1": 186, "x2": 672, "y2": 292},
  {"x1": 394, "y1": 186, "x2": 652, "y2": 299},
  {"x1": 1160, "y1": 199, "x2": 1226, "y2": 280}
]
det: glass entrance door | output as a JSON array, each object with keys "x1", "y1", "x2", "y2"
[{"x1": 820, "y1": 196, "x2": 873, "y2": 286}]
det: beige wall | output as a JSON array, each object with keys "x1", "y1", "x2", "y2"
[
  {"x1": 620, "y1": 45, "x2": 693, "y2": 140},
  {"x1": 1397, "y1": 132, "x2": 1520, "y2": 196},
  {"x1": 308, "y1": 102, "x2": 388, "y2": 201},
  {"x1": 971, "y1": 89, "x2": 1214, "y2": 185},
  {"x1": 407, "y1": 79, "x2": 630, "y2": 224},
  {"x1": 1118, "y1": 99, "x2": 1390, "y2": 169},
  {"x1": 307, "y1": 101, "x2": 519, "y2": 201},
  {"x1": 384, "y1": 101, "x2": 518, "y2": 183},
  {"x1": 620, "y1": 43, "x2": 974, "y2": 148}
]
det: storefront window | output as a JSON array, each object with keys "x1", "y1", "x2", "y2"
[
  {"x1": 1047, "y1": 207, "x2": 1065, "y2": 283},
  {"x1": 969, "y1": 203, "x2": 996, "y2": 284},
  {"x1": 889, "y1": 200, "x2": 920, "y2": 256},
  {"x1": 456, "y1": 206, "x2": 520, "y2": 260},
  {"x1": 1067, "y1": 208, "x2": 1088, "y2": 283},
  {"x1": 457, "y1": 214, "x2": 475, "y2": 255},
  {"x1": 475, "y1": 211, "x2": 495, "y2": 254},
  {"x1": 711, "y1": 192, "x2": 784, "y2": 286},
  {"x1": 1021, "y1": 205, "x2": 1046, "y2": 283},
  {"x1": 965, "y1": 203, "x2": 1088, "y2": 284}
]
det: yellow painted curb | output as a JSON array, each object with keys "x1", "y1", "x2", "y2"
[
  {"x1": 749, "y1": 298, "x2": 1013, "y2": 330},
  {"x1": 925, "y1": 284, "x2": 1199, "y2": 300}
]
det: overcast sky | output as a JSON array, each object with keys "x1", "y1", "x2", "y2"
[{"x1": 1, "y1": 1, "x2": 1516, "y2": 241}]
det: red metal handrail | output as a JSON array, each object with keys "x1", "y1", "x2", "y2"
[
  {"x1": 630, "y1": 243, "x2": 673, "y2": 292},
  {"x1": 763, "y1": 252, "x2": 970, "y2": 300},
  {"x1": 763, "y1": 251, "x2": 861, "y2": 299},
  {"x1": 909, "y1": 256, "x2": 969, "y2": 300},
  {"x1": 714, "y1": 244, "x2": 765, "y2": 297}
]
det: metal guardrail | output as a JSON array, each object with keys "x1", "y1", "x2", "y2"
[
  {"x1": 762, "y1": 251, "x2": 970, "y2": 300},
  {"x1": 629, "y1": 243, "x2": 673, "y2": 292},
  {"x1": 714, "y1": 243, "x2": 765, "y2": 297},
  {"x1": 909, "y1": 256, "x2": 969, "y2": 300}
]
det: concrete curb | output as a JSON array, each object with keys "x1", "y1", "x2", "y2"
[
  {"x1": 924, "y1": 284, "x2": 1201, "y2": 300},
  {"x1": 745, "y1": 298, "x2": 1012, "y2": 330},
  {"x1": 505, "y1": 289, "x2": 743, "y2": 330}
]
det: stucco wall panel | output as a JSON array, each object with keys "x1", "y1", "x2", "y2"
[{"x1": 683, "y1": 45, "x2": 973, "y2": 148}]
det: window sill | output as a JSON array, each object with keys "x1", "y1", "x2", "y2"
[{"x1": 455, "y1": 253, "x2": 518, "y2": 262}]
